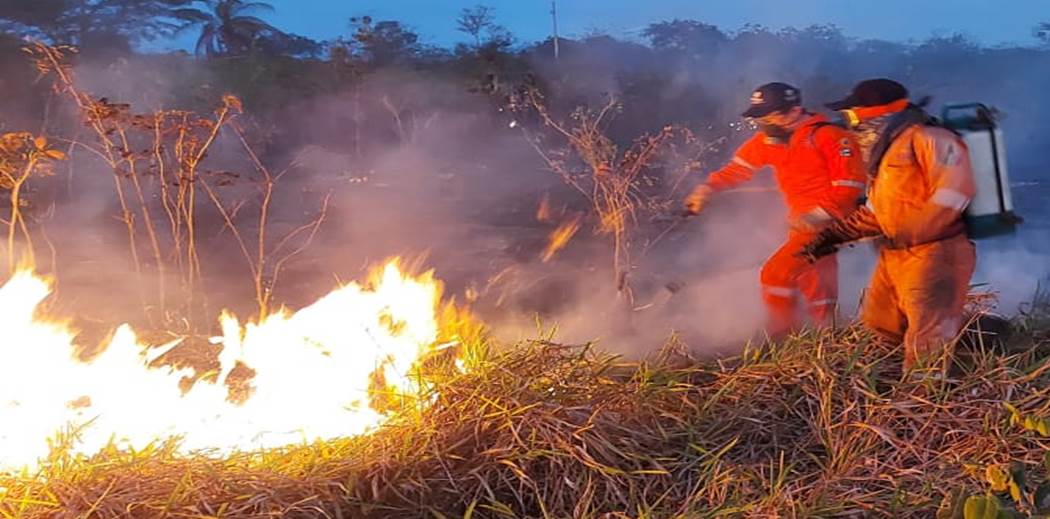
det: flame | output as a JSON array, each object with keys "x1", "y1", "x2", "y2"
[
  {"x1": 541, "y1": 214, "x2": 582, "y2": 262},
  {"x1": 0, "y1": 259, "x2": 464, "y2": 473},
  {"x1": 536, "y1": 193, "x2": 552, "y2": 223}
]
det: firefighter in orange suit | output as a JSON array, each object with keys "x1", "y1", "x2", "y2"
[
  {"x1": 802, "y1": 78, "x2": 977, "y2": 371},
  {"x1": 684, "y1": 82, "x2": 867, "y2": 335}
]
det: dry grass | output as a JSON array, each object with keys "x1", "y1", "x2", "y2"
[{"x1": 2, "y1": 308, "x2": 1050, "y2": 518}]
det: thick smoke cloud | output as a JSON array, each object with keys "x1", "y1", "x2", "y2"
[{"x1": 2, "y1": 24, "x2": 1048, "y2": 357}]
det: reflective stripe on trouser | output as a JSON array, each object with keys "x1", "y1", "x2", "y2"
[
  {"x1": 760, "y1": 231, "x2": 839, "y2": 334},
  {"x1": 859, "y1": 234, "x2": 976, "y2": 369}
]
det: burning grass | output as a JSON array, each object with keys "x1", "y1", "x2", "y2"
[{"x1": 3, "y1": 310, "x2": 1050, "y2": 518}]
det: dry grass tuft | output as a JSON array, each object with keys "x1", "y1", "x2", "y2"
[{"x1": 3, "y1": 310, "x2": 1050, "y2": 518}]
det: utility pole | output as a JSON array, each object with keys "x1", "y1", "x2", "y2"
[{"x1": 550, "y1": 0, "x2": 560, "y2": 60}]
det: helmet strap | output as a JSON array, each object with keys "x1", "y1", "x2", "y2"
[{"x1": 841, "y1": 99, "x2": 910, "y2": 127}]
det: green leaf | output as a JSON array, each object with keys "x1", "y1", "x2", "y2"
[
  {"x1": 478, "y1": 502, "x2": 517, "y2": 518},
  {"x1": 1044, "y1": 451, "x2": 1050, "y2": 475},
  {"x1": 463, "y1": 499, "x2": 478, "y2": 519},
  {"x1": 1038, "y1": 419, "x2": 1050, "y2": 437},
  {"x1": 964, "y1": 494, "x2": 1000, "y2": 519},
  {"x1": 1008, "y1": 480, "x2": 1022, "y2": 503}
]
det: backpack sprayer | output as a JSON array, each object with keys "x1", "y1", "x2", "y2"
[{"x1": 941, "y1": 103, "x2": 1023, "y2": 239}]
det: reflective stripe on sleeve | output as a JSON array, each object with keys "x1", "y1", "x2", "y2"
[
  {"x1": 762, "y1": 285, "x2": 796, "y2": 298},
  {"x1": 832, "y1": 180, "x2": 865, "y2": 189},
  {"x1": 731, "y1": 156, "x2": 757, "y2": 171},
  {"x1": 930, "y1": 188, "x2": 971, "y2": 211}
]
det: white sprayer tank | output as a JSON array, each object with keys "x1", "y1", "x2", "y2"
[{"x1": 942, "y1": 103, "x2": 1022, "y2": 239}]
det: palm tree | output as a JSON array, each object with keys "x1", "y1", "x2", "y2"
[{"x1": 174, "y1": 0, "x2": 284, "y2": 57}]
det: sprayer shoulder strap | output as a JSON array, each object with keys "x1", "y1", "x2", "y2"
[
  {"x1": 806, "y1": 122, "x2": 857, "y2": 180},
  {"x1": 805, "y1": 121, "x2": 841, "y2": 148},
  {"x1": 868, "y1": 108, "x2": 936, "y2": 178}
]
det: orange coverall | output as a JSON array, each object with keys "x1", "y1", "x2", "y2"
[
  {"x1": 706, "y1": 114, "x2": 866, "y2": 333},
  {"x1": 840, "y1": 123, "x2": 977, "y2": 368}
]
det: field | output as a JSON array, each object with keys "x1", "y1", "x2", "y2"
[{"x1": 2, "y1": 305, "x2": 1050, "y2": 518}]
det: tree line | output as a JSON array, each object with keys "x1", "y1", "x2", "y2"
[{"x1": 2, "y1": 1, "x2": 1049, "y2": 173}]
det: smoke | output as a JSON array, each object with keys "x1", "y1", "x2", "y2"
[
  {"x1": 2, "y1": 26, "x2": 1049, "y2": 359},
  {"x1": 973, "y1": 230, "x2": 1050, "y2": 314}
]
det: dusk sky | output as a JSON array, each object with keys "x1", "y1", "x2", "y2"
[{"x1": 162, "y1": 0, "x2": 1048, "y2": 50}]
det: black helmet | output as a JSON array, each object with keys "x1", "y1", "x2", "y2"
[
  {"x1": 825, "y1": 78, "x2": 909, "y2": 110},
  {"x1": 742, "y1": 82, "x2": 802, "y2": 118}
]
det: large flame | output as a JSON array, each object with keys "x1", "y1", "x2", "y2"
[{"x1": 0, "y1": 259, "x2": 463, "y2": 472}]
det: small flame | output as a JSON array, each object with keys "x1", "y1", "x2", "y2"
[
  {"x1": 0, "y1": 259, "x2": 466, "y2": 472},
  {"x1": 541, "y1": 214, "x2": 582, "y2": 263},
  {"x1": 536, "y1": 193, "x2": 552, "y2": 223}
]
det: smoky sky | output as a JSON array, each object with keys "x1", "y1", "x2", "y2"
[{"x1": 7, "y1": 12, "x2": 1050, "y2": 357}]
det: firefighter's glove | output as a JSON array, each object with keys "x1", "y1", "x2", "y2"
[
  {"x1": 799, "y1": 227, "x2": 850, "y2": 262},
  {"x1": 684, "y1": 184, "x2": 713, "y2": 216},
  {"x1": 798, "y1": 207, "x2": 883, "y2": 262}
]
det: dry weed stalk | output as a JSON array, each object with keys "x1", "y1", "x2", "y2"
[
  {"x1": 0, "y1": 132, "x2": 65, "y2": 272},
  {"x1": 199, "y1": 124, "x2": 331, "y2": 321},
  {"x1": 27, "y1": 43, "x2": 329, "y2": 325},
  {"x1": 512, "y1": 87, "x2": 702, "y2": 300},
  {"x1": 379, "y1": 94, "x2": 439, "y2": 146}
]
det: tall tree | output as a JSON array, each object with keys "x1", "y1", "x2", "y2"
[
  {"x1": 0, "y1": 0, "x2": 198, "y2": 48},
  {"x1": 643, "y1": 20, "x2": 727, "y2": 59},
  {"x1": 174, "y1": 0, "x2": 286, "y2": 57},
  {"x1": 347, "y1": 16, "x2": 422, "y2": 66},
  {"x1": 457, "y1": 5, "x2": 496, "y2": 49},
  {"x1": 455, "y1": 5, "x2": 512, "y2": 52}
]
